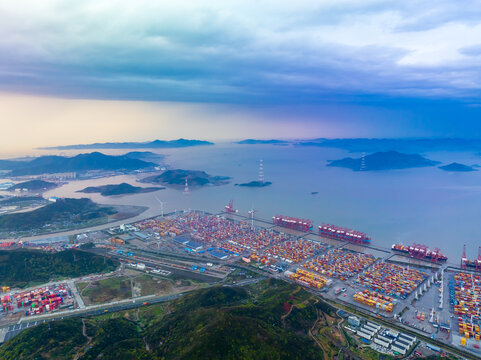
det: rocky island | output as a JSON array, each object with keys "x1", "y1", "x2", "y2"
[
  {"x1": 439, "y1": 162, "x2": 477, "y2": 172},
  {"x1": 7, "y1": 180, "x2": 58, "y2": 192},
  {"x1": 327, "y1": 150, "x2": 439, "y2": 171},
  {"x1": 142, "y1": 169, "x2": 230, "y2": 187},
  {"x1": 236, "y1": 181, "x2": 272, "y2": 187},
  {"x1": 78, "y1": 183, "x2": 164, "y2": 196}
]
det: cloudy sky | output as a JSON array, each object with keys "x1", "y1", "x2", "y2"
[{"x1": 1, "y1": 0, "x2": 481, "y2": 150}]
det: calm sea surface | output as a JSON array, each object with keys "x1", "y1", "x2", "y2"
[{"x1": 2, "y1": 143, "x2": 481, "y2": 263}]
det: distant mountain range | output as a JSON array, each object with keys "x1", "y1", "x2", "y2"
[
  {"x1": 41, "y1": 138, "x2": 214, "y2": 150},
  {"x1": 0, "y1": 152, "x2": 156, "y2": 176},
  {"x1": 237, "y1": 138, "x2": 481, "y2": 152},
  {"x1": 327, "y1": 151, "x2": 440, "y2": 171},
  {"x1": 237, "y1": 139, "x2": 289, "y2": 145},
  {"x1": 296, "y1": 138, "x2": 481, "y2": 153}
]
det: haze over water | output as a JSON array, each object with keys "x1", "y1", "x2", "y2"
[{"x1": 25, "y1": 143, "x2": 481, "y2": 264}]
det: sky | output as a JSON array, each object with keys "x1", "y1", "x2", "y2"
[{"x1": 1, "y1": 0, "x2": 481, "y2": 150}]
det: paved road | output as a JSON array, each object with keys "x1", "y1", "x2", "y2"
[
  {"x1": 0, "y1": 293, "x2": 183, "y2": 344},
  {"x1": 67, "y1": 279, "x2": 85, "y2": 309}
]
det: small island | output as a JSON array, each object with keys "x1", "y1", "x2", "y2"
[
  {"x1": 8, "y1": 180, "x2": 58, "y2": 192},
  {"x1": 327, "y1": 150, "x2": 439, "y2": 171},
  {"x1": 439, "y1": 162, "x2": 477, "y2": 172},
  {"x1": 235, "y1": 181, "x2": 272, "y2": 187},
  {"x1": 124, "y1": 151, "x2": 165, "y2": 163},
  {"x1": 78, "y1": 183, "x2": 164, "y2": 196},
  {"x1": 141, "y1": 169, "x2": 230, "y2": 187}
]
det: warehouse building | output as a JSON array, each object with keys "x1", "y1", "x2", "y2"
[
  {"x1": 173, "y1": 236, "x2": 190, "y2": 245},
  {"x1": 133, "y1": 231, "x2": 150, "y2": 241},
  {"x1": 348, "y1": 316, "x2": 360, "y2": 327},
  {"x1": 398, "y1": 333, "x2": 416, "y2": 345},
  {"x1": 363, "y1": 324, "x2": 379, "y2": 334},
  {"x1": 367, "y1": 321, "x2": 381, "y2": 331},
  {"x1": 185, "y1": 241, "x2": 203, "y2": 251},
  {"x1": 377, "y1": 334, "x2": 392, "y2": 344},
  {"x1": 391, "y1": 343, "x2": 407, "y2": 355},
  {"x1": 374, "y1": 337, "x2": 390, "y2": 348},
  {"x1": 357, "y1": 330, "x2": 372, "y2": 340},
  {"x1": 395, "y1": 338, "x2": 411, "y2": 349}
]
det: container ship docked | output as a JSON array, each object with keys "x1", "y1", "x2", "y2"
[
  {"x1": 391, "y1": 243, "x2": 448, "y2": 263},
  {"x1": 318, "y1": 223, "x2": 371, "y2": 244},
  {"x1": 272, "y1": 215, "x2": 313, "y2": 232}
]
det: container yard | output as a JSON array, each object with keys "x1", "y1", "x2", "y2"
[
  {"x1": 353, "y1": 290, "x2": 394, "y2": 312},
  {"x1": 134, "y1": 218, "x2": 184, "y2": 237},
  {"x1": 261, "y1": 239, "x2": 328, "y2": 264},
  {"x1": 0, "y1": 242, "x2": 16, "y2": 248},
  {"x1": 0, "y1": 284, "x2": 74, "y2": 317},
  {"x1": 303, "y1": 249, "x2": 376, "y2": 280},
  {"x1": 354, "y1": 262, "x2": 427, "y2": 299},
  {"x1": 451, "y1": 272, "x2": 481, "y2": 347},
  {"x1": 289, "y1": 269, "x2": 330, "y2": 290},
  {"x1": 133, "y1": 212, "x2": 315, "y2": 263},
  {"x1": 318, "y1": 223, "x2": 370, "y2": 244}
]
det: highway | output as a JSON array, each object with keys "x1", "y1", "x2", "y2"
[{"x1": 0, "y1": 292, "x2": 183, "y2": 344}]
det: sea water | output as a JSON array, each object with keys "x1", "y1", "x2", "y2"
[{"x1": 5, "y1": 143, "x2": 481, "y2": 263}]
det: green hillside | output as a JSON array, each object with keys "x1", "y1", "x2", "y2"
[
  {"x1": 0, "y1": 280, "x2": 345, "y2": 360},
  {"x1": 0, "y1": 249, "x2": 118, "y2": 288},
  {"x1": 0, "y1": 198, "x2": 116, "y2": 232}
]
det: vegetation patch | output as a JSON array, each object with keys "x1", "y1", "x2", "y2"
[
  {"x1": 0, "y1": 249, "x2": 117, "y2": 288},
  {"x1": 0, "y1": 198, "x2": 116, "y2": 236}
]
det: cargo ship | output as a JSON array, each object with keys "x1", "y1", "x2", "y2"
[
  {"x1": 318, "y1": 223, "x2": 371, "y2": 244},
  {"x1": 272, "y1": 215, "x2": 313, "y2": 232},
  {"x1": 391, "y1": 243, "x2": 447, "y2": 263},
  {"x1": 464, "y1": 259, "x2": 481, "y2": 270}
]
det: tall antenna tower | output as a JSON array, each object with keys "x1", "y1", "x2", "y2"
[
  {"x1": 183, "y1": 178, "x2": 190, "y2": 212},
  {"x1": 248, "y1": 207, "x2": 257, "y2": 227},
  {"x1": 461, "y1": 244, "x2": 468, "y2": 269},
  {"x1": 360, "y1": 152, "x2": 366, "y2": 171},
  {"x1": 156, "y1": 196, "x2": 166, "y2": 217},
  {"x1": 258, "y1": 159, "x2": 264, "y2": 183}
]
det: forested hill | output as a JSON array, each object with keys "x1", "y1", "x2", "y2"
[
  {"x1": 0, "y1": 249, "x2": 118, "y2": 288},
  {"x1": 0, "y1": 280, "x2": 344, "y2": 359},
  {"x1": 0, "y1": 198, "x2": 116, "y2": 232}
]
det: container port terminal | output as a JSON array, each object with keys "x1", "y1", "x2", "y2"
[{"x1": 1, "y1": 205, "x2": 481, "y2": 359}]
